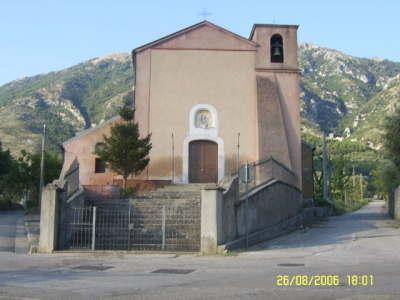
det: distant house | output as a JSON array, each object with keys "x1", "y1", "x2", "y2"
[{"x1": 60, "y1": 21, "x2": 302, "y2": 196}]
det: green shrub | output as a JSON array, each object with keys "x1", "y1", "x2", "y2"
[
  {"x1": 122, "y1": 185, "x2": 139, "y2": 197},
  {"x1": 0, "y1": 196, "x2": 13, "y2": 210}
]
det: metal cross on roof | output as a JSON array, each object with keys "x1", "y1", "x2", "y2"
[{"x1": 198, "y1": 8, "x2": 212, "y2": 20}]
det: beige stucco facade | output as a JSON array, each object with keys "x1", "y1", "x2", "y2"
[
  {"x1": 61, "y1": 116, "x2": 122, "y2": 186},
  {"x1": 61, "y1": 21, "x2": 302, "y2": 191}
]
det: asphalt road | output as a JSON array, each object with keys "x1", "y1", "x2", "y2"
[
  {"x1": 0, "y1": 210, "x2": 26, "y2": 252},
  {"x1": 0, "y1": 200, "x2": 400, "y2": 300}
]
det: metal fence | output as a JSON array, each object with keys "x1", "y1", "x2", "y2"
[
  {"x1": 233, "y1": 156, "x2": 296, "y2": 196},
  {"x1": 66, "y1": 202, "x2": 201, "y2": 252}
]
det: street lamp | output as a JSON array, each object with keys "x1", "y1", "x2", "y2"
[{"x1": 38, "y1": 124, "x2": 46, "y2": 213}]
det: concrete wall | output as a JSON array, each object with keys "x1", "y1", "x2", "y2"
[
  {"x1": 39, "y1": 184, "x2": 61, "y2": 253},
  {"x1": 201, "y1": 177, "x2": 303, "y2": 253},
  {"x1": 220, "y1": 177, "x2": 239, "y2": 243},
  {"x1": 221, "y1": 206, "x2": 330, "y2": 251},
  {"x1": 83, "y1": 185, "x2": 121, "y2": 201},
  {"x1": 228, "y1": 180, "x2": 301, "y2": 242},
  {"x1": 39, "y1": 160, "x2": 86, "y2": 252},
  {"x1": 388, "y1": 186, "x2": 400, "y2": 221},
  {"x1": 201, "y1": 186, "x2": 225, "y2": 254}
]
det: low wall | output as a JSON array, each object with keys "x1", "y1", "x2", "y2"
[
  {"x1": 388, "y1": 186, "x2": 400, "y2": 221},
  {"x1": 112, "y1": 179, "x2": 172, "y2": 195},
  {"x1": 84, "y1": 185, "x2": 122, "y2": 201},
  {"x1": 221, "y1": 178, "x2": 302, "y2": 244},
  {"x1": 201, "y1": 177, "x2": 313, "y2": 254},
  {"x1": 39, "y1": 159, "x2": 87, "y2": 252},
  {"x1": 219, "y1": 206, "x2": 330, "y2": 251}
]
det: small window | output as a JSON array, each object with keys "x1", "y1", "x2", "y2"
[
  {"x1": 95, "y1": 158, "x2": 106, "y2": 173},
  {"x1": 270, "y1": 34, "x2": 284, "y2": 63},
  {"x1": 95, "y1": 143, "x2": 105, "y2": 153}
]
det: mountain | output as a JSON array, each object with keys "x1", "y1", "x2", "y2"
[
  {"x1": 0, "y1": 45, "x2": 399, "y2": 156},
  {"x1": 299, "y1": 43, "x2": 400, "y2": 149},
  {"x1": 0, "y1": 53, "x2": 133, "y2": 153}
]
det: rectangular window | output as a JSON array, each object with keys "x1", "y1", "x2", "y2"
[{"x1": 95, "y1": 158, "x2": 106, "y2": 173}]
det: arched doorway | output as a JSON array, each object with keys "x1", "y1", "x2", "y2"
[{"x1": 189, "y1": 140, "x2": 218, "y2": 183}]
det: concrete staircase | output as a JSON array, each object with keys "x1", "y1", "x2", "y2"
[
  {"x1": 85, "y1": 184, "x2": 205, "y2": 251},
  {"x1": 128, "y1": 184, "x2": 205, "y2": 251},
  {"x1": 144, "y1": 183, "x2": 207, "y2": 199}
]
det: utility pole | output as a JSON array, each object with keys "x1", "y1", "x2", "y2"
[
  {"x1": 237, "y1": 132, "x2": 240, "y2": 173},
  {"x1": 360, "y1": 174, "x2": 363, "y2": 200},
  {"x1": 322, "y1": 134, "x2": 329, "y2": 203},
  {"x1": 245, "y1": 161, "x2": 249, "y2": 249},
  {"x1": 38, "y1": 124, "x2": 46, "y2": 213},
  {"x1": 171, "y1": 133, "x2": 175, "y2": 184}
]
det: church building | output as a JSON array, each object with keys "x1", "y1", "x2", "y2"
[{"x1": 61, "y1": 21, "x2": 301, "y2": 194}]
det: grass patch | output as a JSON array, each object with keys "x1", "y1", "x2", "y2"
[{"x1": 332, "y1": 198, "x2": 369, "y2": 215}]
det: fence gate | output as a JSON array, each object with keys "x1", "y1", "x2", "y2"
[{"x1": 64, "y1": 202, "x2": 201, "y2": 252}]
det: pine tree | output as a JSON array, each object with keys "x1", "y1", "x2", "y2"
[{"x1": 96, "y1": 103, "x2": 152, "y2": 190}]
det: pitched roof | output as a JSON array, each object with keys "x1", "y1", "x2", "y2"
[
  {"x1": 133, "y1": 21, "x2": 257, "y2": 54},
  {"x1": 62, "y1": 115, "x2": 121, "y2": 147},
  {"x1": 301, "y1": 140, "x2": 316, "y2": 150}
]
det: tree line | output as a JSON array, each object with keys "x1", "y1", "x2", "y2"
[
  {"x1": 0, "y1": 143, "x2": 62, "y2": 210},
  {"x1": 304, "y1": 107, "x2": 400, "y2": 213},
  {"x1": 371, "y1": 108, "x2": 400, "y2": 199}
]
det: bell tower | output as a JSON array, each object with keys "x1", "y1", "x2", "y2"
[
  {"x1": 250, "y1": 24, "x2": 299, "y2": 70},
  {"x1": 250, "y1": 24, "x2": 301, "y2": 189}
]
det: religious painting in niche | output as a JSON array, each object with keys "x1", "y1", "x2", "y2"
[{"x1": 195, "y1": 110, "x2": 214, "y2": 129}]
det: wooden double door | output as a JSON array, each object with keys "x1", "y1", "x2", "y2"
[{"x1": 189, "y1": 140, "x2": 218, "y2": 183}]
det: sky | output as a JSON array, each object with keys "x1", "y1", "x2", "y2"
[{"x1": 1, "y1": 0, "x2": 399, "y2": 87}]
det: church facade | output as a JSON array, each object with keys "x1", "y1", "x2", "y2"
[{"x1": 61, "y1": 21, "x2": 301, "y2": 192}]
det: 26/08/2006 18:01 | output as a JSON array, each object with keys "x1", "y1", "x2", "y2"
[{"x1": 276, "y1": 275, "x2": 374, "y2": 286}]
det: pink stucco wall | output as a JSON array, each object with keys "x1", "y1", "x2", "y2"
[{"x1": 61, "y1": 21, "x2": 302, "y2": 191}]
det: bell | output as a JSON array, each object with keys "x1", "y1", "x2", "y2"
[{"x1": 273, "y1": 46, "x2": 281, "y2": 56}]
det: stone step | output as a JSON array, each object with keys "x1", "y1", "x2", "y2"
[
  {"x1": 88, "y1": 198, "x2": 200, "y2": 208},
  {"x1": 143, "y1": 194, "x2": 201, "y2": 200},
  {"x1": 130, "y1": 199, "x2": 200, "y2": 207},
  {"x1": 144, "y1": 189, "x2": 202, "y2": 196},
  {"x1": 144, "y1": 183, "x2": 206, "y2": 198},
  {"x1": 158, "y1": 183, "x2": 208, "y2": 191},
  {"x1": 139, "y1": 197, "x2": 200, "y2": 204}
]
